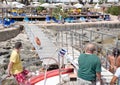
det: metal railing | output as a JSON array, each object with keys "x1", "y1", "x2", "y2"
[{"x1": 55, "y1": 27, "x2": 119, "y2": 70}]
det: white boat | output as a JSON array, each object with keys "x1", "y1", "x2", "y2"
[{"x1": 29, "y1": 68, "x2": 74, "y2": 85}]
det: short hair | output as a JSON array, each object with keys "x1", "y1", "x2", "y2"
[
  {"x1": 112, "y1": 48, "x2": 120, "y2": 57},
  {"x1": 85, "y1": 43, "x2": 96, "y2": 52},
  {"x1": 15, "y1": 42, "x2": 22, "y2": 49}
]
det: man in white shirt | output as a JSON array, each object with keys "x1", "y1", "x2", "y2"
[{"x1": 110, "y1": 67, "x2": 120, "y2": 85}]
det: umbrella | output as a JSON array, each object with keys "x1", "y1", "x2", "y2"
[
  {"x1": 73, "y1": 3, "x2": 83, "y2": 8},
  {"x1": 31, "y1": 1, "x2": 41, "y2": 4},
  {"x1": 53, "y1": 3, "x2": 65, "y2": 6},
  {"x1": 0, "y1": 3, "x2": 11, "y2": 8},
  {"x1": 40, "y1": 3, "x2": 57, "y2": 8},
  {"x1": 99, "y1": 2, "x2": 112, "y2": 15},
  {"x1": 99, "y1": 3, "x2": 112, "y2": 8},
  {"x1": 62, "y1": 4, "x2": 75, "y2": 9},
  {"x1": 94, "y1": 3, "x2": 100, "y2": 9},
  {"x1": 112, "y1": 2, "x2": 120, "y2": 6},
  {"x1": 0, "y1": 3, "x2": 11, "y2": 24},
  {"x1": 30, "y1": 1, "x2": 41, "y2": 7},
  {"x1": 26, "y1": 4, "x2": 40, "y2": 22}
]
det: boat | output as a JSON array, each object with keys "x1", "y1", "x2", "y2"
[{"x1": 29, "y1": 68, "x2": 74, "y2": 85}]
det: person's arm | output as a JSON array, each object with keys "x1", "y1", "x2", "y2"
[
  {"x1": 110, "y1": 67, "x2": 120, "y2": 85},
  {"x1": 7, "y1": 61, "x2": 14, "y2": 77},
  {"x1": 110, "y1": 76, "x2": 118, "y2": 85},
  {"x1": 96, "y1": 56, "x2": 103, "y2": 85},
  {"x1": 96, "y1": 72, "x2": 103, "y2": 85},
  {"x1": 116, "y1": 56, "x2": 120, "y2": 68}
]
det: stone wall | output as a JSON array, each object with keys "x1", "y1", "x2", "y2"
[
  {"x1": 44, "y1": 21, "x2": 120, "y2": 31},
  {"x1": 0, "y1": 25, "x2": 23, "y2": 42}
]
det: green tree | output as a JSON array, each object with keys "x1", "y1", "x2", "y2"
[
  {"x1": 107, "y1": 6, "x2": 120, "y2": 15},
  {"x1": 52, "y1": 6, "x2": 68, "y2": 20},
  {"x1": 39, "y1": 0, "x2": 44, "y2": 4}
]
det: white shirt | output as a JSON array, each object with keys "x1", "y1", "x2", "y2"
[{"x1": 115, "y1": 67, "x2": 120, "y2": 85}]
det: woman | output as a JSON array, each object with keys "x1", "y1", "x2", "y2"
[{"x1": 108, "y1": 48, "x2": 120, "y2": 73}]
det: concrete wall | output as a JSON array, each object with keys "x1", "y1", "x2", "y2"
[
  {"x1": 44, "y1": 21, "x2": 120, "y2": 31},
  {"x1": 0, "y1": 25, "x2": 22, "y2": 42}
]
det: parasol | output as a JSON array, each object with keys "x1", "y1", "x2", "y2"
[{"x1": 73, "y1": 3, "x2": 83, "y2": 8}]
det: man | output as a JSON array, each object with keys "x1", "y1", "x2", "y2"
[
  {"x1": 7, "y1": 42, "x2": 29, "y2": 85},
  {"x1": 110, "y1": 67, "x2": 120, "y2": 85},
  {"x1": 77, "y1": 43, "x2": 102, "y2": 85}
]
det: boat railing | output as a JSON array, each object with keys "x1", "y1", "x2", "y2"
[
  {"x1": 53, "y1": 27, "x2": 119, "y2": 84},
  {"x1": 55, "y1": 27, "x2": 119, "y2": 70}
]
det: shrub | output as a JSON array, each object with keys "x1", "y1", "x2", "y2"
[
  {"x1": 36, "y1": 6, "x2": 45, "y2": 12},
  {"x1": 106, "y1": 6, "x2": 120, "y2": 15},
  {"x1": 52, "y1": 6, "x2": 68, "y2": 19}
]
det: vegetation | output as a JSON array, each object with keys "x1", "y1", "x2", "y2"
[
  {"x1": 36, "y1": 6, "x2": 45, "y2": 12},
  {"x1": 106, "y1": 6, "x2": 120, "y2": 15},
  {"x1": 52, "y1": 6, "x2": 68, "y2": 19},
  {"x1": 38, "y1": 0, "x2": 45, "y2": 4}
]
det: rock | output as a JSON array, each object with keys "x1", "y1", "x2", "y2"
[
  {"x1": 3, "y1": 47, "x2": 11, "y2": 50},
  {"x1": 3, "y1": 54, "x2": 10, "y2": 58},
  {"x1": 118, "y1": 34, "x2": 120, "y2": 40},
  {"x1": 95, "y1": 38, "x2": 103, "y2": 43},
  {"x1": 19, "y1": 25, "x2": 24, "y2": 31}
]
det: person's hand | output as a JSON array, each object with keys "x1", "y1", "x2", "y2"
[{"x1": 7, "y1": 72, "x2": 11, "y2": 77}]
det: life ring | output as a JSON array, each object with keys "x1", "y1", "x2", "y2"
[{"x1": 35, "y1": 37, "x2": 41, "y2": 46}]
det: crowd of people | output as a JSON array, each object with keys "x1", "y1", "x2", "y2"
[
  {"x1": 77, "y1": 43, "x2": 120, "y2": 85},
  {"x1": 6, "y1": 42, "x2": 120, "y2": 85}
]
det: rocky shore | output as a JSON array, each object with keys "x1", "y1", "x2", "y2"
[{"x1": 0, "y1": 29, "x2": 41, "y2": 83}]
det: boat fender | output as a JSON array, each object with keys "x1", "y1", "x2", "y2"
[{"x1": 35, "y1": 37, "x2": 41, "y2": 46}]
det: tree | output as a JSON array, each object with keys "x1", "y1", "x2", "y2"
[{"x1": 39, "y1": 0, "x2": 44, "y2": 3}]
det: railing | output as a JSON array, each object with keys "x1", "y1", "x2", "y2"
[
  {"x1": 1, "y1": 25, "x2": 119, "y2": 85},
  {"x1": 55, "y1": 27, "x2": 119, "y2": 70}
]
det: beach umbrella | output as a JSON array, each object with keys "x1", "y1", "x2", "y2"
[
  {"x1": 94, "y1": 3, "x2": 100, "y2": 9},
  {"x1": 0, "y1": 3, "x2": 11, "y2": 8},
  {"x1": 0, "y1": 3, "x2": 11, "y2": 24},
  {"x1": 94, "y1": 3, "x2": 101, "y2": 13},
  {"x1": 99, "y1": 3, "x2": 112, "y2": 8},
  {"x1": 62, "y1": 4, "x2": 75, "y2": 9},
  {"x1": 11, "y1": 2, "x2": 25, "y2": 8},
  {"x1": 30, "y1": 1, "x2": 41, "y2": 7},
  {"x1": 26, "y1": 3, "x2": 40, "y2": 22},
  {"x1": 26, "y1": 5, "x2": 36, "y2": 22},
  {"x1": 31, "y1": 1, "x2": 41, "y2": 4},
  {"x1": 112, "y1": 2, "x2": 120, "y2": 6},
  {"x1": 40, "y1": 3, "x2": 57, "y2": 8},
  {"x1": 99, "y1": 2, "x2": 112, "y2": 15},
  {"x1": 73, "y1": 3, "x2": 83, "y2": 8},
  {"x1": 53, "y1": 3, "x2": 65, "y2": 6}
]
